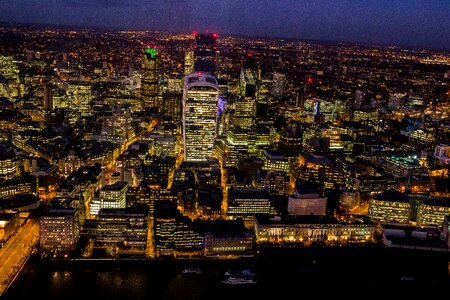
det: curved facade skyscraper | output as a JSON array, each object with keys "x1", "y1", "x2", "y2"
[{"x1": 182, "y1": 73, "x2": 219, "y2": 162}]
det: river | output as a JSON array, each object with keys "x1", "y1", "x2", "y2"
[{"x1": 3, "y1": 246, "x2": 450, "y2": 300}]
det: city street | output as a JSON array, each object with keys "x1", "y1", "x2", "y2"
[{"x1": 0, "y1": 216, "x2": 39, "y2": 296}]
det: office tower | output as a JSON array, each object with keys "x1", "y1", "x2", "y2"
[
  {"x1": 99, "y1": 103, "x2": 135, "y2": 144},
  {"x1": 141, "y1": 46, "x2": 160, "y2": 110},
  {"x1": 183, "y1": 73, "x2": 219, "y2": 162},
  {"x1": 184, "y1": 50, "x2": 194, "y2": 75},
  {"x1": 272, "y1": 72, "x2": 286, "y2": 99},
  {"x1": 193, "y1": 32, "x2": 219, "y2": 75},
  {"x1": 39, "y1": 199, "x2": 80, "y2": 252},
  {"x1": 162, "y1": 91, "x2": 182, "y2": 123},
  {"x1": 240, "y1": 53, "x2": 258, "y2": 98},
  {"x1": 67, "y1": 80, "x2": 93, "y2": 116}
]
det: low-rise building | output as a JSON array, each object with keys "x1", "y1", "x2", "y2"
[{"x1": 368, "y1": 190, "x2": 411, "y2": 223}]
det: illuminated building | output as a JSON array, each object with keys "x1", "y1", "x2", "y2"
[
  {"x1": 287, "y1": 188, "x2": 327, "y2": 216},
  {"x1": 94, "y1": 204, "x2": 148, "y2": 257},
  {"x1": 354, "y1": 175, "x2": 396, "y2": 193},
  {"x1": 279, "y1": 121, "x2": 304, "y2": 153},
  {"x1": 262, "y1": 150, "x2": 290, "y2": 172},
  {"x1": 354, "y1": 89, "x2": 365, "y2": 109},
  {"x1": 193, "y1": 32, "x2": 219, "y2": 75},
  {"x1": 227, "y1": 187, "x2": 273, "y2": 217},
  {"x1": 434, "y1": 144, "x2": 450, "y2": 164},
  {"x1": 250, "y1": 124, "x2": 272, "y2": 157},
  {"x1": 173, "y1": 221, "x2": 204, "y2": 256},
  {"x1": 203, "y1": 219, "x2": 254, "y2": 257},
  {"x1": 141, "y1": 46, "x2": 160, "y2": 109},
  {"x1": 405, "y1": 96, "x2": 425, "y2": 110},
  {"x1": 90, "y1": 181, "x2": 128, "y2": 216},
  {"x1": 340, "y1": 190, "x2": 361, "y2": 211},
  {"x1": 256, "y1": 79, "x2": 271, "y2": 117},
  {"x1": 184, "y1": 50, "x2": 194, "y2": 75},
  {"x1": 266, "y1": 171, "x2": 290, "y2": 196},
  {"x1": 382, "y1": 154, "x2": 424, "y2": 178},
  {"x1": 99, "y1": 104, "x2": 135, "y2": 145},
  {"x1": 416, "y1": 198, "x2": 450, "y2": 226},
  {"x1": 253, "y1": 215, "x2": 374, "y2": 245},
  {"x1": 239, "y1": 53, "x2": 258, "y2": 98},
  {"x1": 39, "y1": 199, "x2": 79, "y2": 252},
  {"x1": 368, "y1": 191, "x2": 411, "y2": 223},
  {"x1": 182, "y1": 73, "x2": 218, "y2": 162},
  {"x1": 388, "y1": 93, "x2": 405, "y2": 111},
  {"x1": 232, "y1": 97, "x2": 256, "y2": 129},
  {"x1": 31, "y1": 160, "x2": 58, "y2": 195},
  {"x1": 198, "y1": 186, "x2": 222, "y2": 218},
  {"x1": 321, "y1": 126, "x2": 344, "y2": 153},
  {"x1": 154, "y1": 200, "x2": 203, "y2": 257},
  {"x1": 352, "y1": 109, "x2": 379, "y2": 123},
  {"x1": 409, "y1": 129, "x2": 435, "y2": 146},
  {"x1": 150, "y1": 134, "x2": 177, "y2": 159},
  {"x1": 127, "y1": 184, "x2": 180, "y2": 215},
  {"x1": 0, "y1": 153, "x2": 21, "y2": 180},
  {"x1": 58, "y1": 151, "x2": 83, "y2": 178},
  {"x1": 221, "y1": 127, "x2": 251, "y2": 167},
  {"x1": 162, "y1": 91, "x2": 182, "y2": 124},
  {"x1": 295, "y1": 153, "x2": 334, "y2": 185},
  {"x1": 0, "y1": 176, "x2": 33, "y2": 199},
  {"x1": 67, "y1": 80, "x2": 93, "y2": 117},
  {"x1": 272, "y1": 72, "x2": 286, "y2": 99},
  {"x1": 0, "y1": 212, "x2": 20, "y2": 243},
  {"x1": 303, "y1": 98, "x2": 350, "y2": 123}
]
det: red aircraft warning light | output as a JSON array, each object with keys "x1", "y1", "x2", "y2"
[{"x1": 307, "y1": 76, "x2": 313, "y2": 85}]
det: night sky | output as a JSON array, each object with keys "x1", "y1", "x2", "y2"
[{"x1": 0, "y1": 0, "x2": 449, "y2": 50}]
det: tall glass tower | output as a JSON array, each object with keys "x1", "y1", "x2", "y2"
[
  {"x1": 140, "y1": 46, "x2": 159, "y2": 110},
  {"x1": 182, "y1": 73, "x2": 219, "y2": 162},
  {"x1": 193, "y1": 32, "x2": 219, "y2": 75}
]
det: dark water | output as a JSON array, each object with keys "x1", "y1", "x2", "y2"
[{"x1": 3, "y1": 246, "x2": 450, "y2": 300}]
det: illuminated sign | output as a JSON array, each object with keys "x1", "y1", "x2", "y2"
[{"x1": 145, "y1": 47, "x2": 157, "y2": 58}]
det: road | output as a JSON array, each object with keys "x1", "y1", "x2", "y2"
[{"x1": 0, "y1": 215, "x2": 40, "y2": 296}]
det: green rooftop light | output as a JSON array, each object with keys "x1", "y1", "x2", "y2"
[{"x1": 145, "y1": 47, "x2": 157, "y2": 58}]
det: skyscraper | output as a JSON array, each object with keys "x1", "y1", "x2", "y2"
[
  {"x1": 272, "y1": 72, "x2": 286, "y2": 99},
  {"x1": 235, "y1": 53, "x2": 258, "y2": 129},
  {"x1": 141, "y1": 46, "x2": 160, "y2": 110},
  {"x1": 184, "y1": 50, "x2": 194, "y2": 75},
  {"x1": 183, "y1": 73, "x2": 219, "y2": 162},
  {"x1": 239, "y1": 53, "x2": 258, "y2": 98},
  {"x1": 193, "y1": 32, "x2": 219, "y2": 75}
]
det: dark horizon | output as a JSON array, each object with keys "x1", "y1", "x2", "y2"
[
  {"x1": 0, "y1": 0, "x2": 448, "y2": 52},
  {"x1": 1, "y1": 20, "x2": 449, "y2": 53}
]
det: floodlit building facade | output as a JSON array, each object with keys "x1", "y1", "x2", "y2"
[{"x1": 182, "y1": 73, "x2": 218, "y2": 162}]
